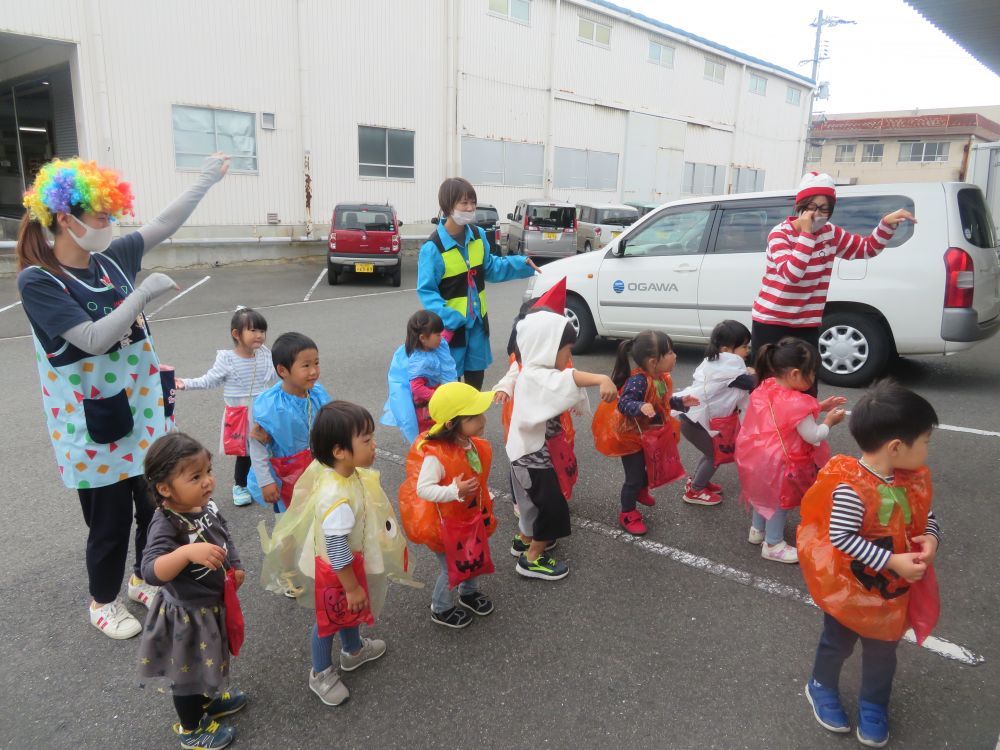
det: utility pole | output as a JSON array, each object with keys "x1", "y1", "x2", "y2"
[{"x1": 801, "y1": 10, "x2": 856, "y2": 169}]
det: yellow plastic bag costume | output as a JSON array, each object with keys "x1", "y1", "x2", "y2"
[{"x1": 258, "y1": 460, "x2": 421, "y2": 617}]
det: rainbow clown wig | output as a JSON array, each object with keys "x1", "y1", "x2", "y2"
[{"x1": 22, "y1": 158, "x2": 134, "y2": 228}]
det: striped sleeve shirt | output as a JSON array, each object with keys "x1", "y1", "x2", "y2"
[
  {"x1": 751, "y1": 219, "x2": 896, "y2": 328},
  {"x1": 182, "y1": 346, "x2": 276, "y2": 399},
  {"x1": 830, "y1": 482, "x2": 940, "y2": 571}
]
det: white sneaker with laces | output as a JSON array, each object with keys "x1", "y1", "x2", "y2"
[
  {"x1": 748, "y1": 526, "x2": 766, "y2": 545},
  {"x1": 761, "y1": 541, "x2": 799, "y2": 564},
  {"x1": 127, "y1": 575, "x2": 159, "y2": 607},
  {"x1": 90, "y1": 599, "x2": 142, "y2": 640}
]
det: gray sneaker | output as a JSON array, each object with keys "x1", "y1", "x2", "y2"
[
  {"x1": 340, "y1": 637, "x2": 387, "y2": 672},
  {"x1": 309, "y1": 666, "x2": 349, "y2": 706}
]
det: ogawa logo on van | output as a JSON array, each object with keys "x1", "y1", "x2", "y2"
[{"x1": 612, "y1": 279, "x2": 679, "y2": 293}]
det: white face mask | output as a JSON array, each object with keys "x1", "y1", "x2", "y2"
[
  {"x1": 69, "y1": 215, "x2": 113, "y2": 254},
  {"x1": 451, "y1": 210, "x2": 476, "y2": 226},
  {"x1": 811, "y1": 217, "x2": 829, "y2": 233}
]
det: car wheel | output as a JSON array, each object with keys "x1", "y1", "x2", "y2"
[
  {"x1": 327, "y1": 264, "x2": 339, "y2": 285},
  {"x1": 818, "y1": 312, "x2": 891, "y2": 387},
  {"x1": 390, "y1": 259, "x2": 402, "y2": 288},
  {"x1": 565, "y1": 294, "x2": 597, "y2": 354}
]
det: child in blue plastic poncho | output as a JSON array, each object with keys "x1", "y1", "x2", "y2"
[{"x1": 382, "y1": 311, "x2": 458, "y2": 443}]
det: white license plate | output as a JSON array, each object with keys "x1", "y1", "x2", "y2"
[
  {"x1": 543, "y1": 232, "x2": 559, "y2": 240},
  {"x1": 355, "y1": 263, "x2": 374, "y2": 273}
]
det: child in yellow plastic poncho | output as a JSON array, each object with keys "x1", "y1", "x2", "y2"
[{"x1": 259, "y1": 401, "x2": 419, "y2": 707}]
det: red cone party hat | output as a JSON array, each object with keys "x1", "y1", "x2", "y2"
[{"x1": 533, "y1": 277, "x2": 567, "y2": 315}]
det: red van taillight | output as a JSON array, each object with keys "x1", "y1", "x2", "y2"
[
  {"x1": 943, "y1": 247, "x2": 974, "y2": 308},
  {"x1": 391, "y1": 233, "x2": 400, "y2": 252},
  {"x1": 565, "y1": 217, "x2": 577, "y2": 234},
  {"x1": 329, "y1": 232, "x2": 337, "y2": 251},
  {"x1": 525, "y1": 214, "x2": 537, "y2": 231},
  {"x1": 494, "y1": 228, "x2": 500, "y2": 243}
]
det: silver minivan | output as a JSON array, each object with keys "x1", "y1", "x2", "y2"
[
  {"x1": 505, "y1": 200, "x2": 577, "y2": 258},
  {"x1": 577, "y1": 202, "x2": 639, "y2": 252}
]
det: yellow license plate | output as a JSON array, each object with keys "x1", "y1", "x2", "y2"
[
  {"x1": 611, "y1": 230, "x2": 621, "y2": 237},
  {"x1": 543, "y1": 232, "x2": 558, "y2": 240},
  {"x1": 355, "y1": 263, "x2": 374, "y2": 273}
]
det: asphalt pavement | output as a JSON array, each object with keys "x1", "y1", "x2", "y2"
[{"x1": 1, "y1": 258, "x2": 998, "y2": 750}]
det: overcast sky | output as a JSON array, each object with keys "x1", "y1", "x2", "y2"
[{"x1": 622, "y1": 0, "x2": 1000, "y2": 114}]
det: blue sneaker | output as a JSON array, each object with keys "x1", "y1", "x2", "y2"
[
  {"x1": 805, "y1": 679, "x2": 850, "y2": 733},
  {"x1": 204, "y1": 690, "x2": 248, "y2": 719},
  {"x1": 232, "y1": 485, "x2": 252, "y2": 507},
  {"x1": 856, "y1": 700, "x2": 889, "y2": 748}
]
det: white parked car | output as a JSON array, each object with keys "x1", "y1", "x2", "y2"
[{"x1": 524, "y1": 183, "x2": 1000, "y2": 386}]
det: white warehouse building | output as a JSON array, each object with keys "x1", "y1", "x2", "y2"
[{"x1": 0, "y1": 0, "x2": 814, "y2": 238}]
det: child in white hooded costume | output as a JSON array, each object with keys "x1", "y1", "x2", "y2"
[{"x1": 506, "y1": 310, "x2": 616, "y2": 581}]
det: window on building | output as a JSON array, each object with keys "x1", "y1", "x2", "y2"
[
  {"x1": 704, "y1": 58, "x2": 726, "y2": 84},
  {"x1": 749, "y1": 74, "x2": 767, "y2": 96},
  {"x1": 358, "y1": 126, "x2": 414, "y2": 179},
  {"x1": 682, "y1": 162, "x2": 725, "y2": 195},
  {"x1": 461, "y1": 137, "x2": 543, "y2": 186},
  {"x1": 861, "y1": 143, "x2": 884, "y2": 163},
  {"x1": 489, "y1": 0, "x2": 530, "y2": 23},
  {"x1": 806, "y1": 144, "x2": 822, "y2": 162},
  {"x1": 898, "y1": 141, "x2": 950, "y2": 163},
  {"x1": 579, "y1": 17, "x2": 611, "y2": 46},
  {"x1": 554, "y1": 147, "x2": 619, "y2": 190},
  {"x1": 786, "y1": 87, "x2": 802, "y2": 105},
  {"x1": 172, "y1": 105, "x2": 257, "y2": 172},
  {"x1": 834, "y1": 144, "x2": 856, "y2": 163},
  {"x1": 648, "y1": 40, "x2": 675, "y2": 67},
  {"x1": 733, "y1": 167, "x2": 765, "y2": 193}
]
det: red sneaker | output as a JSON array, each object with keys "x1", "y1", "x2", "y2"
[
  {"x1": 619, "y1": 510, "x2": 648, "y2": 535},
  {"x1": 686, "y1": 478, "x2": 724, "y2": 495},
  {"x1": 683, "y1": 487, "x2": 722, "y2": 506},
  {"x1": 637, "y1": 488, "x2": 656, "y2": 507}
]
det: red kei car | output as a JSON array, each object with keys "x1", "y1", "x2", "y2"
[{"x1": 327, "y1": 203, "x2": 403, "y2": 286}]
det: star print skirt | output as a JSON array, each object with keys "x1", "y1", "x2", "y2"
[{"x1": 137, "y1": 591, "x2": 231, "y2": 697}]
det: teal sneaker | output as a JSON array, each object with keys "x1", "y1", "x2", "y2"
[{"x1": 232, "y1": 485, "x2": 252, "y2": 507}]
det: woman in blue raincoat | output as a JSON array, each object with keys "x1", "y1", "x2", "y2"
[
  {"x1": 16, "y1": 154, "x2": 229, "y2": 640},
  {"x1": 416, "y1": 178, "x2": 538, "y2": 390}
]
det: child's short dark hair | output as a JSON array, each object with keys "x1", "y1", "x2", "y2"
[
  {"x1": 437, "y1": 177, "x2": 477, "y2": 216},
  {"x1": 144, "y1": 432, "x2": 211, "y2": 509},
  {"x1": 405, "y1": 310, "x2": 445, "y2": 355},
  {"x1": 311, "y1": 401, "x2": 375, "y2": 468},
  {"x1": 849, "y1": 380, "x2": 938, "y2": 452},
  {"x1": 230, "y1": 307, "x2": 268, "y2": 344},
  {"x1": 271, "y1": 332, "x2": 318, "y2": 375},
  {"x1": 754, "y1": 337, "x2": 819, "y2": 382},
  {"x1": 706, "y1": 320, "x2": 751, "y2": 361},
  {"x1": 558, "y1": 322, "x2": 577, "y2": 351}
]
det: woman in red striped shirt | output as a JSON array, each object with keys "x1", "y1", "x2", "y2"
[{"x1": 750, "y1": 173, "x2": 915, "y2": 393}]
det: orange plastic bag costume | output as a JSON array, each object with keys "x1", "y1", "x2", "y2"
[
  {"x1": 591, "y1": 369, "x2": 680, "y2": 458},
  {"x1": 735, "y1": 377, "x2": 829, "y2": 517},
  {"x1": 797, "y1": 455, "x2": 934, "y2": 642},
  {"x1": 398, "y1": 434, "x2": 496, "y2": 555}
]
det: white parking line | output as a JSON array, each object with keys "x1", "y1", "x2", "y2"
[
  {"x1": 147, "y1": 275, "x2": 211, "y2": 319},
  {"x1": 374, "y1": 447, "x2": 985, "y2": 667},
  {"x1": 844, "y1": 410, "x2": 1000, "y2": 439},
  {"x1": 0, "y1": 300, "x2": 22, "y2": 314},
  {"x1": 303, "y1": 269, "x2": 326, "y2": 302}
]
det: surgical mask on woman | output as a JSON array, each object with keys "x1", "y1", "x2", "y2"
[
  {"x1": 451, "y1": 210, "x2": 476, "y2": 226},
  {"x1": 69, "y1": 215, "x2": 113, "y2": 253},
  {"x1": 810, "y1": 216, "x2": 829, "y2": 233}
]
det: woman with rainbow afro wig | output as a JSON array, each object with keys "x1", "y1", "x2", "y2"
[{"x1": 16, "y1": 153, "x2": 229, "y2": 641}]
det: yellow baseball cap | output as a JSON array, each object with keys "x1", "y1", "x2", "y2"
[{"x1": 427, "y1": 382, "x2": 495, "y2": 435}]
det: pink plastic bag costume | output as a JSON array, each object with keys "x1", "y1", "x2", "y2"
[{"x1": 735, "y1": 377, "x2": 830, "y2": 519}]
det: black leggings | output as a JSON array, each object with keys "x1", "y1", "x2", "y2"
[
  {"x1": 463, "y1": 370, "x2": 485, "y2": 390},
  {"x1": 751, "y1": 322, "x2": 820, "y2": 397},
  {"x1": 234, "y1": 455, "x2": 251, "y2": 487},
  {"x1": 619, "y1": 451, "x2": 647, "y2": 513},
  {"x1": 173, "y1": 693, "x2": 208, "y2": 731}
]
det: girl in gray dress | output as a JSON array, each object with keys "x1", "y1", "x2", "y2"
[{"x1": 138, "y1": 433, "x2": 248, "y2": 750}]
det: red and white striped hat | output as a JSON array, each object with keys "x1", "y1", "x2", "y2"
[{"x1": 795, "y1": 172, "x2": 836, "y2": 204}]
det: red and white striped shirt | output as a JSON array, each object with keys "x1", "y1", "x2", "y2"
[{"x1": 751, "y1": 218, "x2": 896, "y2": 328}]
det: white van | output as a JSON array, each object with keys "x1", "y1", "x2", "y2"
[
  {"x1": 524, "y1": 183, "x2": 1000, "y2": 386},
  {"x1": 576, "y1": 203, "x2": 640, "y2": 253}
]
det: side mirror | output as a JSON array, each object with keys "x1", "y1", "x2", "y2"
[
  {"x1": 431, "y1": 217, "x2": 439, "y2": 225},
  {"x1": 397, "y1": 219, "x2": 404, "y2": 226},
  {"x1": 506, "y1": 213, "x2": 514, "y2": 220},
  {"x1": 616, "y1": 239, "x2": 627, "y2": 256}
]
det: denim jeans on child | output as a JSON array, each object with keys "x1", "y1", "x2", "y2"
[
  {"x1": 311, "y1": 623, "x2": 363, "y2": 672},
  {"x1": 812, "y1": 613, "x2": 899, "y2": 705},
  {"x1": 432, "y1": 551, "x2": 479, "y2": 614},
  {"x1": 751, "y1": 508, "x2": 788, "y2": 545}
]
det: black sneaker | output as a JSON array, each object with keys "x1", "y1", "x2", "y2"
[
  {"x1": 457, "y1": 592, "x2": 494, "y2": 616},
  {"x1": 203, "y1": 691, "x2": 248, "y2": 720},
  {"x1": 509, "y1": 536, "x2": 559, "y2": 557},
  {"x1": 516, "y1": 553, "x2": 569, "y2": 581},
  {"x1": 430, "y1": 606, "x2": 473, "y2": 629}
]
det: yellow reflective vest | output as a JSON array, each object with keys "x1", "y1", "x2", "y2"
[{"x1": 428, "y1": 227, "x2": 490, "y2": 348}]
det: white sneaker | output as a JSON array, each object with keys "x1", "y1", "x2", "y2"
[
  {"x1": 761, "y1": 541, "x2": 799, "y2": 564},
  {"x1": 90, "y1": 599, "x2": 142, "y2": 640},
  {"x1": 748, "y1": 527, "x2": 766, "y2": 545},
  {"x1": 127, "y1": 575, "x2": 159, "y2": 607}
]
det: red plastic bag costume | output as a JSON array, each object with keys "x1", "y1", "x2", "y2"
[
  {"x1": 398, "y1": 434, "x2": 497, "y2": 556},
  {"x1": 591, "y1": 369, "x2": 681, "y2": 458},
  {"x1": 735, "y1": 377, "x2": 830, "y2": 517},
  {"x1": 797, "y1": 455, "x2": 935, "y2": 642}
]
